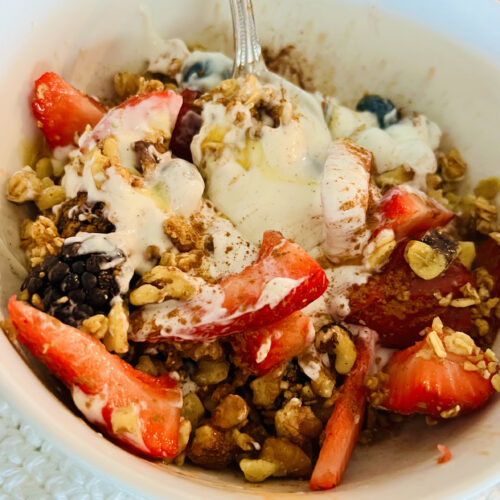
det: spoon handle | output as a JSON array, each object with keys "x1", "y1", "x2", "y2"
[{"x1": 230, "y1": 0, "x2": 266, "y2": 77}]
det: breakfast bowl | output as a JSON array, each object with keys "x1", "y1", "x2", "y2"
[{"x1": 1, "y1": 0, "x2": 500, "y2": 499}]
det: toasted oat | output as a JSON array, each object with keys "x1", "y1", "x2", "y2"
[
  {"x1": 426, "y1": 330, "x2": 447, "y2": 358},
  {"x1": 7, "y1": 166, "x2": 42, "y2": 203}
]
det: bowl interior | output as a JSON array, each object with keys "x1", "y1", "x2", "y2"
[{"x1": 0, "y1": 1, "x2": 500, "y2": 499}]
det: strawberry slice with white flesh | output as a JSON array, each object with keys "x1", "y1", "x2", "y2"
[
  {"x1": 378, "y1": 323, "x2": 498, "y2": 418},
  {"x1": 79, "y1": 90, "x2": 183, "y2": 169},
  {"x1": 321, "y1": 139, "x2": 373, "y2": 263},
  {"x1": 32, "y1": 72, "x2": 106, "y2": 148},
  {"x1": 310, "y1": 327, "x2": 377, "y2": 491},
  {"x1": 230, "y1": 311, "x2": 315, "y2": 376},
  {"x1": 129, "y1": 230, "x2": 328, "y2": 343},
  {"x1": 374, "y1": 185, "x2": 453, "y2": 241},
  {"x1": 8, "y1": 297, "x2": 182, "y2": 458}
]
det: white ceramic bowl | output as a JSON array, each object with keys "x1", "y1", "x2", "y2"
[{"x1": 1, "y1": 1, "x2": 500, "y2": 498}]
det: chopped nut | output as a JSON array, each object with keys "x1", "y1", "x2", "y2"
[
  {"x1": 440, "y1": 149, "x2": 466, "y2": 182},
  {"x1": 103, "y1": 300, "x2": 129, "y2": 353},
  {"x1": 426, "y1": 330, "x2": 447, "y2": 358},
  {"x1": 474, "y1": 318, "x2": 490, "y2": 337},
  {"x1": 274, "y1": 398, "x2": 322, "y2": 447},
  {"x1": 7, "y1": 166, "x2": 42, "y2": 203},
  {"x1": 444, "y1": 330, "x2": 475, "y2": 356},
  {"x1": 239, "y1": 458, "x2": 277, "y2": 482},
  {"x1": 432, "y1": 317, "x2": 444, "y2": 334},
  {"x1": 250, "y1": 365, "x2": 285, "y2": 408},
  {"x1": 439, "y1": 405, "x2": 461, "y2": 419},
  {"x1": 450, "y1": 298, "x2": 478, "y2": 308},
  {"x1": 259, "y1": 437, "x2": 312, "y2": 478},
  {"x1": 134, "y1": 355, "x2": 165, "y2": 376},
  {"x1": 464, "y1": 360, "x2": 480, "y2": 372},
  {"x1": 81, "y1": 314, "x2": 108, "y2": 339},
  {"x1": 129, "y1": 284, "x2": 163, "y2": 306},
  {"x1": 177, "y1": 418, "x2": 192, "y2": 456},
  {"x1": 193, "y1": 359, "x2": 230, "y2": 386},
  {"x1": 491, "y1": 374, "x2": 500, "y2": 392},
  {"x1": 457, "y1": 241, "x2": 476, "y2": 270},
  {"x1": 187, "y1": 424, "x2": 235, "y2": 469},
  {"x1": 404, "y1": 240, "x2": 448, "y2": 280},
  {"x1": 474, "y1": 177, "x2": 500, "y2": 199},
  {"x1": 181, "y1": 392, "x2": 205, "y2": 428},
  {"x1": 375, "y1": 165, "x2": 415, "y2": 191},
  {"x1": 211, "y1": 394, "x2": 249, "y2": 429},
  {"x1": 35, "y1": 158, "x2": 53, "y2": 179},
  {"x1": 485, "y1": 348, "x2": 499, "y2": 363},
  {"x1": 163, "y1": 214, "x2": 205, "y2": 252},
  {"x1": 141, "y1": 265, "x2": 197, "y2": 300},
  {"x1": 31, "y1": 293, "x2": 44, "y2": 310}
]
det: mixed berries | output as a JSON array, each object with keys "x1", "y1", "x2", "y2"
[{"x1": 21, "y1": 243, "x2": 122, "y2": 327}]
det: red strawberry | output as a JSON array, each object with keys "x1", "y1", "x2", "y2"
[
  {"x1": 379, "y1": 327, "x2": 497, "y2": 418},
  {"x1": 230, "y1": 311, "x2": 314, "y2": 375},
  {"x1": 475, "y1": 237, "x2": 500, "y2": 296},
  {"x1": 80, "y1": 90, "x2": 183, "y2": 152},
  {"x1": 32, "y1": 72, "x2": 106, "y2": 148},
  {"x1": 130, "y1": 230, "x2": 328, "y2": 343},
  {"x1": 374, "y1": 186, "x2": 453, "y2": 241},
  {"x1": 170, "y1": 89, "x2": 202, "y2": 162},
  {"x1": 8, "y1": 297, "x2": 181, "y2": 458},
  {"x1": 310, "y1": 327, "x2": 377, "y2": 491},
  {"x1": 347, "y1": 241, "x2": 474, "y2": 348}
]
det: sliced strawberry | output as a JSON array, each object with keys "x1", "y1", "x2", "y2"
[
  {"x1": 476, "y1": 237, "x2": 500, "y2": 296},
  {"x1": 130, "y1": 230, "x2": 328, "y2": 343},
  {"x1": 170, "y1": 89, "x2": 202, "y2": 162},
  {"x1": 32, "y1": 72, "x2": 106, "y2": 148},
  {"x1": 80, "y1": 90, "x2": 183, "y2": 153},
  {"x1": 230, "y1": 311, "x2": 314, "y2": 375},
  {"x1": 310, "y1": 327, "x2": 377, "y2": 491},
  {"x1": 347, "y1": 241, "x2": 474, "y2": 348},
  {"x1": 380, "y1": 328, "x2": 497, "y2": 418},
  {"x1": 8, "y1": 297, "x2": 181, "y2": 458},
  {"x1": 374, "y1": 186, "x2": 453, "y2": 241}
]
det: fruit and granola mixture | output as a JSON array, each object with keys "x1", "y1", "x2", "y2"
[{"x1": 4, "y1": 39, "x2": 500, "y2": 490}]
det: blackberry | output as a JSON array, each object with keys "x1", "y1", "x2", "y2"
[
  {"x1": 356, "y1": 95, "x2": 400, "y2": 129},
  {"x1": 57, "y1": 192, "x2": 115, "y2": 238},
  {"x1": 21, "y1": 238, "x2": 124, "y2": 327}
]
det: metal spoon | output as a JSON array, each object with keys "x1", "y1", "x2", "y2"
[{"x1": 229, "y1": 0, "x2": 267, "y2": 78}]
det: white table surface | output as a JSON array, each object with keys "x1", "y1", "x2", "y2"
[{"x1": 0, "y1": 396, "x2": 498, "y2": 500}]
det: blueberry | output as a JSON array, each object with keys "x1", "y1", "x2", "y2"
[
  {"x1": 74, "y1": 304, "x2": 94, "y2": 320},
  {"x1": 60, "y1": 273, "x2": 80, "y2": 293},
  {"x1": 41, "y1": 254, "x2": 59, "y2": 272},
  {"x1": 71, "y1": 260, "x2": 86, "y2": 275},
  {"x1": 356, "y1": 95, "x2": 399, "y2": 128},
  {"x1": 81, "y1": 272, "x2": 97, "y2": 290},
  {"x1": 183, "y1": 61, "x2": 208, "y2": 83},
  {"x1": 85, "y1": 255, "x2": 101, "y2": 274},
  {"x1": 48, "y1": 262, "x2": 70, "y2": 283},
  {"x1": 26, "y1": 277, "x2": 44, "y2": 295},
  {"x1": 68, "y1": 289, "x2": 85, "y2": 304},
  {"x1": 88, "y1": 288, "x2": 109, "y2": 309}
]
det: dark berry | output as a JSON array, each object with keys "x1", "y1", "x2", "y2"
[
  {"x1": 74, "y1": 304, "x2": 94, "y2": 320},
  {"x1": 53, "y1": 303, "x2": 73, "y2": 320},
  {"x1": 27, "y1": 277, "x2": 44, "y2": 295},
  {"x1": 356, "y1": 95, "x2": 399, "y2": 129},
  {"x1": 81, "y1": 272, "x2": 97, "y2": 290},
  {"x1": 60, "y1": 273, "x2": 80, "y2": 293},
  {"x1": 42, "y1": 287, "x2": 62, "y2": 309},
  {"x1": 68, "y1": 289, "x2": 85, "y2": 304},
  {"x1": 182, "y1": 60, "x2": 231, "y2": 90},
  {"x1": 88, "y1": 288, "x2": 109, "y2": 309},
  {"x1": 71, "y1": 260, "x2": 86, "y2": 275},
  {"x1": 41, "y1": 255, "x2": 59, "y2": 271},
  {"x1": 48, "y1": 262, "x2": 69, "y2": 283},
  {"x1": 86, "y1": 255, "x2": 102, "y2": 274}
]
